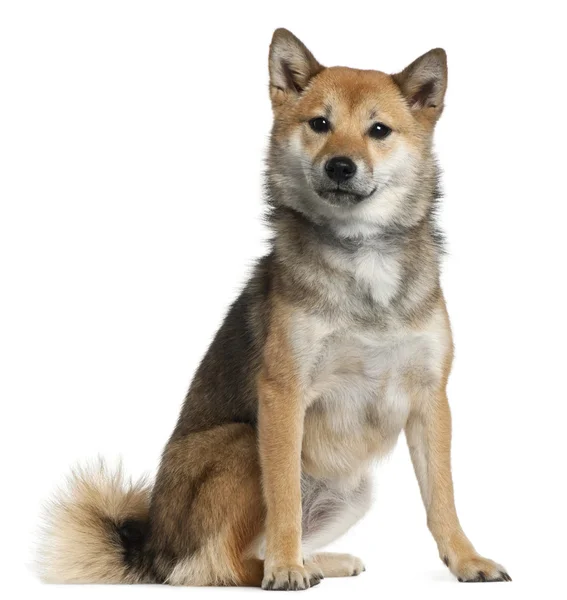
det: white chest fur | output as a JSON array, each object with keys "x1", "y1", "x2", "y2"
[
  {"x1": 291, "y1": 306, "x2": 450, "y2": 480},
  {"x1": 324, "y1": 244, "x2": 402, "y2": 307}
]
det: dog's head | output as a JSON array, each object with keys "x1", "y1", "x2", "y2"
[{"x1": 266, "y1": 29, "x2": 447, "y2": 236}]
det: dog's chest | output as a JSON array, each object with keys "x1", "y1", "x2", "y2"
[{"x1": 291, "y1": 310, "x2": 447, "y2": 480}]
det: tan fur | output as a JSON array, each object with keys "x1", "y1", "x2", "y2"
[
  {"x1": 271, "y1": 67, "x2": 433, "y2": 162},
  {"x1": 404, "y1": 299, "x2": 508, "y2": 581},
  {"x1": 258, "y1": 296, "x2": 320, "y2": 589},
  {"x1": 154, "y1": 424, "x2": 266, "y2": 586}
]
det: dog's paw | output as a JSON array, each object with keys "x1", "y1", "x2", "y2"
[
  {"x1": 349, "y1": 555, "x2": 365, "y2": 576},
  {"x1": 445, "y1": 554, "x2": 511, "y2": 583},
  {"x1": 307, "y1": 553, "x2": 365, "y2": 577},
  {"x1": 262, "y1": 563, "x2": 323, "y2": 591}
]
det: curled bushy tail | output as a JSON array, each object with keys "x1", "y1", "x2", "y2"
[{"x1": 37, "y1": 459, "x2": 152, "y2": 584}]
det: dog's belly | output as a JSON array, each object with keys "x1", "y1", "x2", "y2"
[{"x1": 296, "y1": 313, "x2": 448, "y2": 481}]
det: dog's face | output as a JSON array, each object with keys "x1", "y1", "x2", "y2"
[
  {"x1": 267, "y1": 29, "x2": 447, "y2": 235},
  {"x1": 292, "y1": 67, "x2": 423, "y2": 207}
]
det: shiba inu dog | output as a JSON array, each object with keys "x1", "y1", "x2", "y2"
[{"x1": 38, "y1": 29, "x2": 511, "y2": 588}]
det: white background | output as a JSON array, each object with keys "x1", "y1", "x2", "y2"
[{"x1": 1, "y1": 1, "x2": 566, "y2": 598}]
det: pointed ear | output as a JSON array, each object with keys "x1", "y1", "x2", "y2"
[
  {"x1": 393, "y1": 48, "x2": 447, "y2": 122},
  {"x1": 269, "y1": 28, "x2": 324, "y2": 107}
]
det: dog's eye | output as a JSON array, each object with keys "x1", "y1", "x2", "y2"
[
  {"x1": 368, "y1": 122, "x2": 392, "y2": 140},
  {"x1": 309, "y1": 117, "x2": 331, "y2": 133}
]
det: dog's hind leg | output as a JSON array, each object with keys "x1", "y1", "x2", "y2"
[
  {"x1": 306, "y1": 552, "x2": 365, "y2": 578},
  {"x1": 147, "y1": 423, "x2": 266, "y2": 587}
]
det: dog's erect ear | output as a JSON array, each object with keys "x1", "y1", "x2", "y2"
[
  {"x1": 269, "y1": 29, "x2": 323, "y2": 107},
  {"x1": 393, "y1": 49, "x2": 447, "y2": 122}
]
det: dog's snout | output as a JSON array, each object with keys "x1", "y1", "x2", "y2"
[{"x1": 324, "y1": 157, "x2": 357, "y2": 184}]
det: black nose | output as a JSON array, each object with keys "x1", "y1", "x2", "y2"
[{"x1": 324, "y1": 156, "x2": 357, "y2": 184}]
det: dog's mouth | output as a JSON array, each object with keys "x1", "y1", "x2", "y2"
[{"x1": 315, "y1": 187, "x2": 377, "y2": 206}]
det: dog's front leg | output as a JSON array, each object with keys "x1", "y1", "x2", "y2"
[
  {"x1": 405, "y1": 389, "x2": 511, "y2": 583},
  {"x1": 258, "y1": 302, "x2": 322, "y2": 591}
]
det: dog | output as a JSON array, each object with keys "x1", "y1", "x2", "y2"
[{"x1": 38, "y1": 28, "x2": 511, "y2": 588}]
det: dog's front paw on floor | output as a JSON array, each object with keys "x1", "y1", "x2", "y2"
[
  {"x1": 447, "y1": 555, "x2": 511, "y2": 582},
  {"x1": 262, "y1": 563, "x2": 323, "y2": 591}
]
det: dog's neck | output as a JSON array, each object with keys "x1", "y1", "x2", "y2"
[
  {"x1": 265, "y1": 193, "x2": 444, "y2": 326},
  {"x1": 269, "y1": 204, "x2": 421, "y2": 251},
  {"x1": 268, "y1": 197, "x2": 443, "y2": 262}
]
